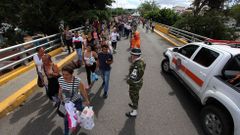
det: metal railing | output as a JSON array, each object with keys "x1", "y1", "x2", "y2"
[
  {"x1": 156, "y1": 23, "x2": 210, "y2": 43},
  {"x1": 0, "y1": 26, "x2": 84, "y2": 72}
]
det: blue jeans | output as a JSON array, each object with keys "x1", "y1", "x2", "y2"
[
  {"x1": 100, "y1": 70, "x2": 111, "y2": 93},
  {"x1": 76, "y1": 48, "x2": 82, "y2": 62},
  {"x1": 64, "y1": 99, "x2": 83, "y2": 135}
]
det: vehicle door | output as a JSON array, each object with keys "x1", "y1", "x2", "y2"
[
  {"x1": 172, "y1": 44, "x2": 200, "y2": 79},
  {"x1": 185, "y1": 47, "x2": 222, "y2": 95}
]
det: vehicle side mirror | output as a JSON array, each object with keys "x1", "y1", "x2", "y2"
[{"x1": 173, "y1": 48, "x2": 179, "y2": 52}]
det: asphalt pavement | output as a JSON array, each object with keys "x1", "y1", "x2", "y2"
[{"x1": 0, "y1": 27, "x2": 204, "y2": 135}]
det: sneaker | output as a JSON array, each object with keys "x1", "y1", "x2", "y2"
[{"x1": 125, "y1": 110, "x2": 137, "y2": 117}]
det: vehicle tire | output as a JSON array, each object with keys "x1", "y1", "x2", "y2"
[
  {"x1": 201, "y1": 105, "x2": 233, "y2": 135},
  {"x1": 161, "y1": 59, "x2": 170, "y2": 73}
]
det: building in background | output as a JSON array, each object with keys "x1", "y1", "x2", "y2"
[{"x1": 173, "y1": 6, "x2": 186, "y2": 13}]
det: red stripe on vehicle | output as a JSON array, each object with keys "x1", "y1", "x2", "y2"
[{"x1": 172, "y1": 58, "x2": 204, "y2": 87}]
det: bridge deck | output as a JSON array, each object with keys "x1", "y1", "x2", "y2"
[{"x1": 0, "y1": 27, "x2": 204, "y2": 135}]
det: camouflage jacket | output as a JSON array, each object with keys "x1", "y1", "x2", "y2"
[{"x1": 127, "y1": 58, "x2": 146, "y2": 85}]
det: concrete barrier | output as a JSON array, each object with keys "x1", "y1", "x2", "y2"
[
  {"x1": 0, "y1": 47, "x2": 63, "y2": 86},
  {"x1": 155, "y1": 23, "x2": 189, "y2": 45},
  {"x1": 155, "y1": 24, "x2": 169, "y2": 34},
  {"x1": 154, "y1": 29, "x2": 180, "y2": 47},
  {"x1": 0, "y1": 52, "x2": 76, "y2": 118}
]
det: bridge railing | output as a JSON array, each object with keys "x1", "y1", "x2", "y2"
[
  {"x1": 0, "y1": 26, "x2": 84, "y2": 73},
  {"x1": 155, "y1": 23, "x2": 210, "y2": 43}
]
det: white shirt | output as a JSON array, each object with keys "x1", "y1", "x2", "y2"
[
  {"x1": 72, "y1": 36, "x2": 83, "y2": 43},
  {"x1": 33, "y1": 54, "x2": 43, "y2": 73},
  {"x1": 127, "y1": 25, "x2": 131, "y2": 30},
  {"x1": 111, "y1": 32, "x2": 119, "y2": 42}
]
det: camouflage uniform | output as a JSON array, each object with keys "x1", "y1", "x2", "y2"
[{"x1": 127, "y1": 58, "x2": 146, "y2": 109}]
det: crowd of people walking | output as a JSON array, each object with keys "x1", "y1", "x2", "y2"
[{"x1": 33, "y1": 16, "x2": 146, "y2": 135}]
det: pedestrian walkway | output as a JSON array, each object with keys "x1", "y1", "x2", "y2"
[{"x1": 0, "y1": 27, "x2": 204, "y2": 135}]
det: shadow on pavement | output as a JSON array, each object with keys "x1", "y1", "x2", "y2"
[
  {"x1": 10, "y1": 92, "x2": 47, "y2": 124},
  {"x1": 17, "y1": 93, "x2": 58, "y2": 135},
  {"x1": 161, "y1": 71, "x2": 204, "y2": 135},
  {"x1": 118, "y1": 118, "x2": 136, "y2": 135},
  {"x1": 51, "y1": 127, "x2": 64, "y2": 135},
  {"x1": 90, "y1": 85, "x2": 104, "y2": 118}
]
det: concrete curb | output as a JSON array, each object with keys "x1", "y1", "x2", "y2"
[
  {"x1": 168, "y1": 34, "x2": 188, "y2": 44},
  {"x1": 154, "y1": 29, "x2": 180, "y2": 47},
  {"x1": 0, "y1": 47, "x2": 63, "y2": 86},
  {"x1": 0, "y1": 52, "x2": 76, "y2": 118}
]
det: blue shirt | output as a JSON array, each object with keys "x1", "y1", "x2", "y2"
[{"x1": 98, "y1": 52, "x2": 113, "y2": 71}]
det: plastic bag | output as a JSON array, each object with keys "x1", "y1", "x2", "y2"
[
  {"x1": 79, "y1": 106, "x2": 95, "y2": 130},
  {"x1": 91, "y1": 72, "x2": 98, "y2": 82}
]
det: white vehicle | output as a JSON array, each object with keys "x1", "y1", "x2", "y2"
[{"x1": 161, "y1": 42, "x2": 240, "y2": 135}]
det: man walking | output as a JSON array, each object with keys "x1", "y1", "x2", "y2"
[
  {"x1": 98, "y1": 45, "x2": 113, "y2": 98},
  {"x1": 126, "y1": 48, "x2": 146, "y2": 117}
]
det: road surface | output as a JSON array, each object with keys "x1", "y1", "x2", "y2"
[{"x1": 0, "y1": 27, "x2": 204, "y2": 135}]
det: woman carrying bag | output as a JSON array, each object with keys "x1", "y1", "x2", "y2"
[
  {"x1": 42, "y1": 54, "x2": 60, "y2": 106},
  {"x1": 58, "y1": 66, "x2": 90, "y2": 135}
]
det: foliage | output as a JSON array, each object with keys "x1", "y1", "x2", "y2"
[
  {"x1": 111, "y1": 8, "x2": 128, "y2": 16},
  {"x1": 192, "y1": 0, "x2": 240, "y2": 15},
  {"x1": 137, "y1": 1, "x2": 159, "y2": 17},
  {"x1": 174, "y1": 11, "x2": 237, "y2": 40},
  {"x1": 143, "y1": 8, "x2": 180, "y2": 26},
  {"x1": 230, "y1": 4, "x2": 240, "y2": 26}
]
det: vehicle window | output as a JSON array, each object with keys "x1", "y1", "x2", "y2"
[
  {"x1": 178, "y1": 45, "x2": 199, "y2": 58},
  {"x1": 224, "y1": 55, "x2": 240, "y2": 77},
  {"x1": 225, "y1": 55, "x2": 240, "y2": 70},
  {"x1": 193, "y1": 47, "x2": 219, "y2": 67}
]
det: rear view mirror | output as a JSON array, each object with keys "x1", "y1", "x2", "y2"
[{"x1": 173, "y1": 48, "x2": 179, "y2": 52}]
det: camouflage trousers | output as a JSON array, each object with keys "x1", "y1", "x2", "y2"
[{"x1": 129, "y1": 82, "x2": 143, "y2": 109}]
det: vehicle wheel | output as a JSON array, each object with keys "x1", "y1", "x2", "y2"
[
  {"x1": 161, "y1": 59, "x2": 170, "y2": 73},
  {"x1": 201, "y1": 105, "x2": 233, "y2": 135}
]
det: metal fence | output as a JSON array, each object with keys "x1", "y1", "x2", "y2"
[
  {"x1": 156, "y1": 23, "x2": 210, "y2": 43},
  {"x1": 0, "y1": 26, "x2": 84, "y2": 72}
]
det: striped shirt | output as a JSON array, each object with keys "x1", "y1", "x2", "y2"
[{"x1": 58, "y1": 76, "x2": 82, "y2": 103}]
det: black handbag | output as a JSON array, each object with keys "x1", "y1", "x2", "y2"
[
  {"x1": 36, "y1": 66, "x2": 45, "y2": 88},
  {"x1": 37, "y1": 75, "x2": 45, "y2": 87}
]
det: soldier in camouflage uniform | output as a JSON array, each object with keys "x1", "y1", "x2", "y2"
[{"x1": 126, "y1": 48, "x2": 146, "y2": 117}]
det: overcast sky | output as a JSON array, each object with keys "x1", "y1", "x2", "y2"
[{"x1": 111, "y1": 0, "x2": 193, "y2": 9}]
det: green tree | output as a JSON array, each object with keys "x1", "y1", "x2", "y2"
[
  {"x1": 143, "y1": 8, "x2": 180, "y2": 26},
  {"x1": 137, "y1": 1, "x2": 159, "y2": 17},
  {"x1": 111, "y1": 8, "x2": 127, "y2": 16},
  {"x1": 230, "y1": 4, "x2": 240, "y2": 26},
  {"x1": 192, "y1": 0, "x2": 240, "y2": 15},
  {"x1": 174, "y1": 11, "x2": 237, "y2": 40},
  {"x1": 0, "y1": 0, "x2": 113, "y2": 35}
]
